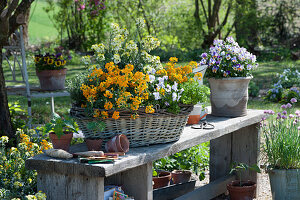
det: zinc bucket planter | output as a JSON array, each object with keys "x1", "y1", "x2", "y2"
[
  {"x1": 36, "y1": 68, "x2": 67, "y2": 90},
  {"x1": 208, "y1": 77, "x2": 252, "y2": 117},
  {"x1": 269, "y1": 169, "x2": 300, "y2": 200}
]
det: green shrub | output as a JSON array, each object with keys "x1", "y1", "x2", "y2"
[{"x1": 0, "y1": 129, "x2": 51, "y2": 199}]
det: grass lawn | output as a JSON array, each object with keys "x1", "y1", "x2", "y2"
[{"x1": 28, "y1": 0, "x2": 58, "y2": 45}]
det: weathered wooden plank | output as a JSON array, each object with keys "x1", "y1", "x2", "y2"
[
  {"x1": 210, "y1": 133, "x2": 232, "y2": 182},
  {"x1": 175, "y1": 175, "x2": 235, "y2": 200},
  {"x1": 26, "y1": 110, "x2": 264, "y2": 178},
  {"x1": 105, "y1": 163, "x2": 153, "y2": 200},
  {"x1": 37, "y1": 172, "x2": 104, "y2": 200},
  {"x1": 231, "y1": 123, "x2": 260, "y2": 182}
]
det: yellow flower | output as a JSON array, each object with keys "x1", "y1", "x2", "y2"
[
  {"x1": 130, "y1": 114, "x2": 139, "y2": 120},
  {"x1": 112, "y1": 111, "x2": 120, "y2": 120},
  {"x1": 55, "y1": 60, "x2": 62, "y2": 67},
  {"x1": 93, "y1": 109, "x2": 101, "y2": 118},
  {"x1": 104, "y1": 101, "x2": 113, "y2": 110},
  {"x1": 34, "y1": 57, "x2": 41, "y2": 63},
  {"x1": 101, "y1": 111, "x2": 108, "y2": 119},
  {"x1": 104, "y1": 90, "x2": 113, "y2": 98},
  {"x1": 145, "y1": 105, "x2": 155, "y2": 114},
  {"x1": 169, "y1": 57, "x2": 178, "y2": 63},
  {"x1": 47, "y1": 59, "x2": 54, "y2": 65}
]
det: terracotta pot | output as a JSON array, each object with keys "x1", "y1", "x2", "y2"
[
  {"x1": 85, "y1": 138, "x2": 103, "y2": 151},
  {"x1": 49, "y1": 132, "x2": 73, "y2": 152},
  {"x1": 105, "y1": 134, "x2": 129, "y2": 153},
  {"x1": 171, "y1": 170, "x2": 192, "y2": 184},
  {"x1": 153, "y1": 171, "x2": 172, "y2": 189},
  {"x1": 227, "y1": 180, "x2": 256, "y2": 200},
  {"x1": 36, "y1": 68, "x2": 67, "y2": 91},
  {"x1": 187, "y1": 115, "x2": 201, "y2": 125},
  {"x1": 208, "y1": 77, "x2": 252, "y2": 117}
]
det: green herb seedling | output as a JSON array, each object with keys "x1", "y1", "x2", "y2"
[{"x1": 229, "y1": 162, "x2": 261, "y2": 187}]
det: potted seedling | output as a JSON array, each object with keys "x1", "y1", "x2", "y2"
[
  {"x1": 152, "y1": 169, "x2": 171, "y2": 189},
  {"x1": 44, "y1": 113, "x2": 79, "y2": 152},
  {"x1": 227, "y1": 162, "x2": 261, "y2": 200}
]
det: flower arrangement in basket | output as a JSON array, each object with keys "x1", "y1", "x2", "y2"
[
  {"x1": 34, "y1": 53, "x2": 70, "y2": 90},
  {"x1": 68, "y1": 20, "x2": 210, "y2": 147},
  {"x1": 198, "y1": 37, "x2": 259, "y2": 117}
]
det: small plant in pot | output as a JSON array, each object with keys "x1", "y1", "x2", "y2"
[
  {"x1": 85, "y1": 121, "x2": 106, "y2": 151},
  {"x1": 44, "y1": 113, "x2": 79, "y2": 152},
  {"x1": 227, "y1": 162, "x2": 261, "y2": 200},
  {"x1": 152, "y1": 169, "x2": 172, "y2": 189}
]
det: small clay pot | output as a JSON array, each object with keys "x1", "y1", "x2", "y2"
[
  {"x1": 227, "y1": 180, "x2": 256, "y2": 200},
  {"x1": 85, "y1": 138, "x2": 103, "y2": 151},
  {"x1": 187, "y1": 115, "x2": 201, "y2": 125},
  {"x1": 152, "y1": 171, "x2": 172, "y2": 189},
  {"x1": 105, "y1": 134, "x2": 129, "y2": 153},
  {"x1": 171, "y1": 170, "x2": 192, "y2": 184},
  {"x1": 49, "y1": 132, "x2": 73, "y2": 152}
]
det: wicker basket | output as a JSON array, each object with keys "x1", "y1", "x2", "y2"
[{"x1": 70, "y1": 105, "x2": 193, "y2": 148}]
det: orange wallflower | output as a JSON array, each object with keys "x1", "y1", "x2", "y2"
[{"x1": 112, "y1": 111, "x2": 120, "y2": 120}]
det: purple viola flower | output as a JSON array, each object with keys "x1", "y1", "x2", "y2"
[
  {"x1": 201, "y1": 53, "x2": 207, "y2": 58},
  {"x1": 68, "y1": 55, "x2": 72, "y2": 60},
  {"x1": 291, "y1": 98, "x2": 297, "y2": 103},
  {"x1": 56, "y1": 53, "x2": 62, "y2": 58},
  {"x1": 165, "y1": 102, "x2": 170, "y2": 106},
  {"x1": 200, "y1": 58, "x2": 206, "y2": 65},
  {"x1": 209, "y1": 58, "x2": 216, "y2": 66},
  {"x1": 277, "y1": 112, "x2": 282, "y2": 117},
  {"x1": 231, "y1": 57, "x2": 237, "y2": 63},
  {"x1": 212, "y1": 66, "x2": 219, "y2": 73},
  {"x1": 225, "y1": 54, "x2": 231, "y2": 60},
  {"x1": 286, "y1": 103, "x2": 292, "y2": 108},
  {"x1": 223, "y1": 71, "x2": 230, "y2": 77},
  {"x1": 295, "y1": 110, "x2": 300, "y2": 117}
]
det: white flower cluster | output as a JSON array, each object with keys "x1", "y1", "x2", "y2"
[
  {"x1": 136, "y1": 18, "x2": 146, "y2": 29},
  {"x1": 151, "y1": 75, "x2": 184, "y2": 103},
  {"x1": 81, "y1": 55, "x2": 91, "y2": 65},
  {"x1": 142, "y1": 35, "x2": 161, "y2": 52}
]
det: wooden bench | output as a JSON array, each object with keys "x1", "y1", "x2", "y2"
[{"x1": 26, "y1": 109, "x2": 264, "y2": 200}]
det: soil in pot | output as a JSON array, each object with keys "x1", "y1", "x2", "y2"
[
  {"x1": 227, "y1": 180, "x2": 256, "y2": 200},
  {"x1": 85, "y1": 138, "x2": 103, "y2": 151},
  {"x1": 171, "y1": 170, "x2": 192, "y2": 184},
  {"x1": 153, "y1": 171, "x2": 172, "y2": 189},
  {"x1": 105, "y1": 134, "x2": 129, "y2": 153},
  {"x1": 49, "y1": 132, "x2": 73, "y2": 152}
]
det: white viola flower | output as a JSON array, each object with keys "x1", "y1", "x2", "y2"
[
  {"x1": 153, "y1": 92, "x2": 161, "y2": 100},
  {"x1": 200, "y1": 58, "x2": 206, "y2": 65},
  {"x1": 221, "y1": 51, "x2": 225, "y2": 56},
  {"x1": 180, "y1": 88, "x2": 184, "y2": 94},
  {"x1": 172, "y1": 92, "x2": 177, "y2": 101},
  {"x1": 163, "y1": 76, "x2": 168, "y2": 81},
  {"x1": 247, "y1": 65, "x2": 252, "y2": 70},
  {"x1": 113, "y1": 54, "x2": 121, "y2": 64},
  {"x1": 177, "y1": 94, "x2": 181, "y2": 101},
  {"x1": 149, "y1": 75, "x2": 155, "y2": 83},
  {"x1": 172, "y1": 82, "x2": 178, "y2": 91},
  {"x1": 166, "y1": 84, "x2": 171, "y2": 92}
]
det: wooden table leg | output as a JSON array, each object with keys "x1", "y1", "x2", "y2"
[
  {"x1": 105, "y1": 162, "x2": 153, "y2": 200},
  {"x1": 37, "y1": 171, "x2": 104, "y2": 200},
  {"x1": 210, "y1": 123, "x2": 260, "y2": 195}
]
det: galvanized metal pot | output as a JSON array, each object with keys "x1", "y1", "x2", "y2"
[
  {"x1": 208, "y1": 77, "x2": 252, "y2": 117},
  {"x1": 269, "y1": 169, "x2": 300, "y2": 200}
]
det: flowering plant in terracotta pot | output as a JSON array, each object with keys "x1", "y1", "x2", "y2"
[
  {"x1": 199, "y1": 37, "x2": 259, "y2": 117},
  {"x1": 34, "y1": 53, "x2": 70, "y2": 90},
  {"x1": 261, "y1": 98, "x2": 300, "y2": 199},
  {"x1": 44, "y1": 113, "x2": 79, "y2": 151},
  {"x1": 68, "y1": 21, "x2": 209, "y2": 147}
]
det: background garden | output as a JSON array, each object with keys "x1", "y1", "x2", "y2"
[{"x1": 1, "y1": 0, "x2": 300, "y2": 199}]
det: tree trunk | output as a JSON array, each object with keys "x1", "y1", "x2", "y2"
[
  {"x1": 22, "y1": 6, "x2": 30, "y2": 47},
  {"x1": 0, "y1": 47, "x2": 14, "y2": 139}
]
